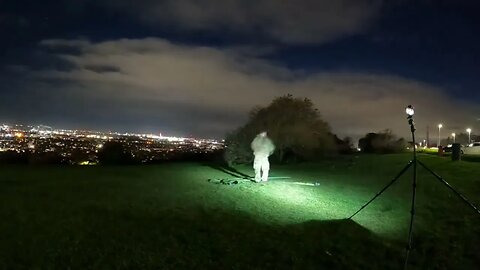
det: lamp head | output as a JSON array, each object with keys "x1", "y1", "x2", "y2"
[
  {"x1": 438, "y1": 124, "x2": 443, "y2": 129},
  {"x1": 467, "y1": 128, "x2": 472, "y2": 133},
  {"x1": 405, "y1": 105, "x2": 415, "y2": 116}
]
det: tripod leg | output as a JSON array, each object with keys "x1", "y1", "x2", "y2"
[
  {"x1": 418, "y1": 160, "x2": 480, "y2": 216},
  {"x1": 404, "y1": 158, "x2": 418, "y2": 270},
  {"x1": 348, "y1": 160, "x2": 414, "y2": 220}
]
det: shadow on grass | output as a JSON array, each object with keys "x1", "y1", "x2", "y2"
[
  {"x1": 202, "y1": 162, "x2": 253, "y2": 180},
  {"x1": 1, "y1": 207, "x2": 405, "y2": 270}
]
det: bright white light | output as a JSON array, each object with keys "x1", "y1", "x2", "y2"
[
  {"x1": 467, "y1": 128, "x2": 472, "y2": 144},
  {"x1": 438, "y1": 124, "x2": 443, "y2": 129},
  {"x1": 452, "y1": 133, "x2": 456, "y2": 137},
  {"x1": 405, "y1": 106, "x2": 414, "y2": 116}
]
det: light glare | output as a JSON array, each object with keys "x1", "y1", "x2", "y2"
[{"x1": 405, "y1": 105, "x2": 414, "y2": 116}]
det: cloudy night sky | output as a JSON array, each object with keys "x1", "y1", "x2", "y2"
[{"x1": 1, "y1": 0, "x2": 479, "y2": 139}]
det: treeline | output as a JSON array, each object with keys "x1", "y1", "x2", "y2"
[{"x1": 358, "y1": 130, "x2": 407, "y2": 154}]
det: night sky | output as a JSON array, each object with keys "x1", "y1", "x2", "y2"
[{"x1": 1, "y1": 0, "x2": 479, "y2": 139}]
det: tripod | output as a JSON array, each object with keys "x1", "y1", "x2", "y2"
[{"x1": 348, "y1": 105, "x2": 480, "y2": 269}]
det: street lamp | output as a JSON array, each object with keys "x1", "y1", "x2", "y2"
[
  {"x1": 467, "y1": 128, "x2": 472, "y2": 144},
  {"x1": 452, "y1": 133, "x2": 456, "y2": 143},
  {"x1": 405, "y1": 106, "x2": 415, "y2": 116},
  {"x1": 438, "y1": 124, "x2": 443, "y2": 147}
]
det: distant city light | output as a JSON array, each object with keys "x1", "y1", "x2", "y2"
[{"x1": 0, "y1": 122, "x2": 225, "y2": 164}]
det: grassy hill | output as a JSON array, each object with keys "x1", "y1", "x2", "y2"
[{"x1": 1, "y1": 154, "x2": 479, "y2": 269}]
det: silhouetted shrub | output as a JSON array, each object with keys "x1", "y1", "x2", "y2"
[
  {"x1": 98, "y1": 141, "x2": 135, "y2": 165},
  {"x1": 358, "y1": 130, "x2": 406, "y2": 154}
]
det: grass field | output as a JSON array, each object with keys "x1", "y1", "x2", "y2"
[{"x1": 1, "y1": 154, "x2": 479, "y2": 269}]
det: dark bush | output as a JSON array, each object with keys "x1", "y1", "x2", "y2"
[
  {"x1": 98, "y1": 141, "x2": 135, "y2": 165},
  {"x1": 28, "y1": 152, "x2": 66, "y2": 165},
  {"x1": 358, "y1": 130, "x2": 406, "y2": 154},
  {"x1": 0, "y1": 151, "x2": 28, "y2": 164}
]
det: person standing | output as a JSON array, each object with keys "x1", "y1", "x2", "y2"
[{"x1": 251, "y1": 131, "x2": 275, "y2": 182}]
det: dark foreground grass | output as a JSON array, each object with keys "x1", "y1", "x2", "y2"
[{"x1": 0, "y1": 154, "x2": 479, "y2": 269}]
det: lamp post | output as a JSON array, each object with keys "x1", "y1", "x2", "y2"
[
  {"x1": 452, "y1": 133, "x2": 456, "y2": 143},
  {"x1": 438, "y1": 124, "x2": 443, "y2": 147},
  {"x1": 467, "y1": 128, "x2": 472, "y2": 144}
]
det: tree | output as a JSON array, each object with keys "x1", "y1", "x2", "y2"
[
  {"x1": 28, "y1": 152, "x2": 65, "y2": 165},
  {"x1": 334, "y1": 135, "x2": 355, "y2": 154},
  {"x1": 70, "y1": 149, "x2": 94, "y2": 164},
  {"x1": 224, "y1": 127, "x2": 255, "y2": 165},
  {"x1": 358, "y1": 130, "x2": 406, "y2": 154},
  {"x1": 0, "y1": 151, "x2": 28, "y2": 164},
  {"x1": 98, "y1": 141, "x2": 135, "y2": 165},
  {"x1": 225, "y1": 95, "x2": 336, "y2": 165}
]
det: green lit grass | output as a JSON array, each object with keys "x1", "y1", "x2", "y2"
[{"x1": 0, "y1": 154, "x2": 479, "y2": 269}]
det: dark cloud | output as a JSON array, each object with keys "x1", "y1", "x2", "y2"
[
  {"x1": 84, "y1": 65, "x2": 122, "y2": 74},
  {"x1": 101, "y1": 0, "x2": 382, "y2": 44},
  {"x1": 3, "y1": 37, "x2": 474, "y2": 139}
]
